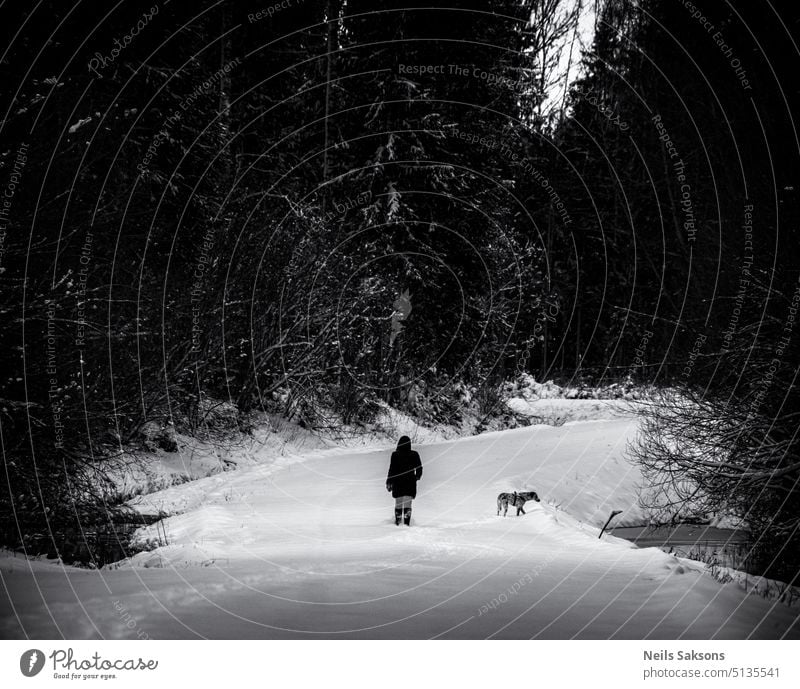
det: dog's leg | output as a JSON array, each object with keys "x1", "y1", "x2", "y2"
[{"x1": 503, "y1": 501, "x2": 508, "y2": 517}]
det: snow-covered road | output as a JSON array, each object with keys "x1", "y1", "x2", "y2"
[{"x1": 3, "y1": 413, "x2": 798, "y2": 639}]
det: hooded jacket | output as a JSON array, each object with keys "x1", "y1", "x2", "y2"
[{"x1": 386, "y1": 436, "x2": 423, "y2": 499}]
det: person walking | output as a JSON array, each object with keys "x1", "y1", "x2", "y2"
[{"x1": 386, "y1": 435, "x2": 423, "y2": 526}]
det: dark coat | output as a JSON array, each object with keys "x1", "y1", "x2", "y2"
[{"x1": 387, "y1": 438, "x2": 423, "y2": 499}]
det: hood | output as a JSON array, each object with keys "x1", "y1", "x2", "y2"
[{"x1": 396, "y1": 435, "x2": 412, "y2": 452}]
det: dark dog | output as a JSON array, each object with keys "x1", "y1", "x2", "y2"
[{"x1": 496, "y1": 491, "x2": 540, "y2": 516}]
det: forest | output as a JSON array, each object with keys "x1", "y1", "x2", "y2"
[{"x1": 1, "y1": 0, "x2": 799, "y2": 582}]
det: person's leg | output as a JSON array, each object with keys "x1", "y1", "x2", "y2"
[
  {"x1": 394, "y1": 496, "x2": 403, "y2": 525},
  {"x1": 402, "y1": 496, "x2": 413, "y2": 525}
]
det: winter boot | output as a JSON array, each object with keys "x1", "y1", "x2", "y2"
[
  {"x1": 395, "y1": 508, "x2": 403, "y2": 526},
  {"x1": 403, "y1": 508, "x2": 412, "y2": 526}
]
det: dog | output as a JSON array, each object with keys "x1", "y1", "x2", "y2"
[{"x1": 496, "y1": 491, "x2": 540, "y2": 516}]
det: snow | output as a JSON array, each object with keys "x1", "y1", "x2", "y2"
[
  {"x1": 2, "y1": 403, "x2": 798, "y2": 639},
  {"x1": 108, "y1": 413, "x2": 354, "y2": 501},
  {"x1": 67, "y1": 117, "x2": 92, "y2": 134},
  {"x1": 506, "y1": 396, "x2": 632, "y2": 424}
]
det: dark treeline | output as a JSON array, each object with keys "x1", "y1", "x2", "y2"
[
  {"x1": 1, "y1": 0, "x2": 798, "y2": 577},
  {"x1": 561, "y1": 0, "x2": 800, "y2": 580}
]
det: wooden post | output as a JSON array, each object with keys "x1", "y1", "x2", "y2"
[{"x1": 599, "y1": 510, "x2": 623, "y2": 539}]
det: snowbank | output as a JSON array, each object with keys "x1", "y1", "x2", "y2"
[{"x1": 3, "y1": 408, "x2": 797, "y2": 639}]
